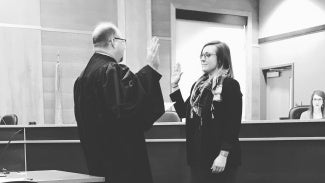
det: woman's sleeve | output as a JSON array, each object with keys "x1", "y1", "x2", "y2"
[
  {"x1": 300, "y1": 111, "x2": 309, "y2": 120},
  {"x1": 220, "y1": 79, "x2": 243, "y2": 151},
  {"x1": 170, "y1": 89, "x2": 188, "y2": 119}
]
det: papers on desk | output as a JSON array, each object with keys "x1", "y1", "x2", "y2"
[
  {"x1": 0, "y1": 177, "x2": 36, "y2": 183},
  {"x1": 0, "y1": 172, "x2": 36, "y2": 183},
  {"x1": 164, "y1": 102, "x2": 175, "y2": 111}
]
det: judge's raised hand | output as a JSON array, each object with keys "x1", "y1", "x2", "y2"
[
  {"x1": 171, "y1": 63, "x2": 183, "y2": 88},
  {"x1": 147, "y1": 37, "x2": 160, "y2": 70}
]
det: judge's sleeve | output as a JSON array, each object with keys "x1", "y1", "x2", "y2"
[
  {"x1": 102, "y1": 64, "x2": 164, "y2": 130},
  {"x1": 73, "y1": 78, "x2": 81, "y2": 123},
  {"x1": 135, "y1": 65, "x2": 165, "y2": 130}
]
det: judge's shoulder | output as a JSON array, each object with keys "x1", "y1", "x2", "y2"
[{"x1": 99, "y1": 61, "x2": 129, "y2": 75}]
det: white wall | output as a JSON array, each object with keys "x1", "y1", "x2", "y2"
[
  {"x1": 259, "y1": 0, "x2": 325, "y2": 110},
  {"x1": 259, "y1": 0, "x2": 325, "y2": 37}
]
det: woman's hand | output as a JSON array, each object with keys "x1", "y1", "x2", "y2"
[
  {"x1": 147, "y1": 37, "x2": 160, "y2": 70},
  {"x1": 171, "y1": 63, "x2": 183, "y2": 87},
  {"x1": 211, "y1": 154, "x2": 227, "y2": 173}
]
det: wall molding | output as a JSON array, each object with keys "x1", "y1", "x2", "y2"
[
  {"x1": 156, "y1": 36, "x2": 171, "y2": 40},
  {"x1": 42, "y1": 27, "x2": 91, "y2": 35},
  {"x1": 258, "y1": 24, "x2": 325, "y2": 44},
  {"x1": 176, "y1": 8, "x2": 247, "y2": 26},
  {"x1": 0, "y1": 23, "x2": 41, "y2": 30},
  {"x1": 146, "y1": 139, "x2": 185, "y2": 142},
  {"x1": 146, "y1": 137, "x2": 325, "y2": 142},
  {"x1": 0, "y1": 140, "x2": 25, "y2": 144},
  {"x1": 240, "y1": 137, "x2": 325, "y2": 141},
  {"x1": 0, "y1": 23, "x2": 92, "y2": 35},
  {"x1": 4, "y1": 137, "x2": 325, "y2": 144},
  {"x1": 25, "y1": 140, "x2": 80, "y2": 143}
]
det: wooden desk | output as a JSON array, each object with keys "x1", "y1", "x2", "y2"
[
  {"x1": 0, "y1": 170, "x2": 105, "y2": 182},
  {"x1": 2, "y1": 120, "x2": 325, "y2": 183}
]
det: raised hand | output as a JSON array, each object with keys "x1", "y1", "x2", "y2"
[
  {"x1": 171, "y1": 63, "x2": 183, "y2": 87},
  {"x1": 147, "y1": 37, "x2": 160, "y2": 70}
]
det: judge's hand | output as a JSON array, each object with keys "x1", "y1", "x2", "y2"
[
  {"x1": 171, "y1": 63, "x2": 183, "y2": 87},
  {"x1": 147, "y1": 37, "x2": 160, "y2": 70},
  {"x1": 211, "y1": 154, "x2": 227, "y2": 174}
]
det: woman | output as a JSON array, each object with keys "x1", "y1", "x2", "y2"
[
  {"x1": 170, "y1": 41, "x2": 242, "y2": 183},
  {"x1": 300, "y1": 90, "x2": 325, "y2": 119}
]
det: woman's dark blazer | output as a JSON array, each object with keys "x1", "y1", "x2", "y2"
[{"x1": 170, "y1": 77, "x2": 242, "y2": 168}]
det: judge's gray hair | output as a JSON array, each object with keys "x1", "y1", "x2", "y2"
[{"x1": 92, "y1": 22, "x2": 118, "y2": 48}]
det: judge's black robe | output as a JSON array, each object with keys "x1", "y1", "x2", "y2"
[{"x1": 73, "y1": 53, "x2": 164, "y2": 183}]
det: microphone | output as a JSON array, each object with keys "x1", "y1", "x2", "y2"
[{"x1": 0, "y1": 129, "x2": 23, "y2": 176}]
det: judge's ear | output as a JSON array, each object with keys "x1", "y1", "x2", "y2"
[{"x1": 109, "y1": 37, "x2": 115, "y2": 48}]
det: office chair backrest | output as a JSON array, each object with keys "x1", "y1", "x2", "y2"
[
  {"x1": 289, "y1": 105, "x2": 310, "y2": 119},
  {"x1": 156, "y1": 111, "x2": 181, "y2": 122},
  {"x1": 0, "y1": 114, "x2": 18, "y2": 125}
]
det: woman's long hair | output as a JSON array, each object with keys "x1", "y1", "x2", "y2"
[
  {"x1": 309, "y1": 90, "x2": 325, "y2": 119},
  {"x1": 200, "y1": 41, "x2": 234, "y2": 78}
]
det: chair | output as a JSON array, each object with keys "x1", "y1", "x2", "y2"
[
  {"x1": 156, "y1": 111, "x2": 181, "y2": 122},
  {"x1": 288, "y1": 105, "x2": 310, "y2": 119},
  {"x1": 0, "y1": 114, "x2": 18, "y2": 125}
]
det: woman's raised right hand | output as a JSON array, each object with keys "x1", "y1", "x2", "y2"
[{"x1": 171, "y1": 63, "x2": 183, "y2": 87}]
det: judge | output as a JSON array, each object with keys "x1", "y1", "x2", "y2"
[{"x1": 73, "y1": 22, "x2": 164, "y2": 183}]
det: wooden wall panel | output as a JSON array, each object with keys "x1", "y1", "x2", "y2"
[
  {"x1": 27, "y1": 143, "x2": 88, "y2": 173},
  {"x1": 43, "y1": 77, "x2": 82, "y2": 123},
  {"x1": 42, "y1": 30, "x2": 92, "y2": 124},
  {"x1": 43, "y1": 62, "x2": 86, "y2": 79},
  {"x1": 43, "y1": 77, "x2": 54, "y2": 93},
  {"x1": 44, "y1": 108, "x2": 54, "y2": 124},
  {"x1": 0, "y1": 144, "x2": 25, "y2": 171},
  {"x1": 124, "y1": 0, "x2": 151, "y2": 72},
  {"x1": 43, "y1": 92, "x2": 74, "y2": 110},
  {"x1": 0, "y1": 0, "x2": 121, "y2": 124},
  {"x1": 0, "y1": 0, "x2": 40, "y2": 25},
  {"x1": 43, "y1": 77, "x2": 80, "y2": 92},
  {"x1": 0, "y1": 27, "x2": 44, "y2": 124},
  {"x1": 42, "y1": 31, "x2": 92, "y2": 50},
  {"x1": 148, "y1": 143, "x2": 190, "y2": 183},
  {"x1": 152, "y1": 0, "x2": 171, "y2": 37},
  {"x1": 43, "y1": 92, "x2": 54, "y2": 109},
  {"x1": 158, "y1": 39, "x2": 171, "y2": 102},
  {"x1": 62, "y1": 109, "x2": 76, "y2": 124},
  {"x1": 43, "y1": 75, "x2": 82, "y2": 123},
  {"x1": 40, "y1": 0, "x2": 117, "y2": 30}
]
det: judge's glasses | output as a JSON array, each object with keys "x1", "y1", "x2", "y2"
[{"x1": 114, "y1": 37, "x2": 127, "y2": 43}]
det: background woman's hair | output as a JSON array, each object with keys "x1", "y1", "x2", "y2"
[{"x1": 200, "y1": 40, "x2": 234, "y2": 78}]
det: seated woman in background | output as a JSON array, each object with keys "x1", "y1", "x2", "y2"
[{"x1": 300, "y1": 90, "x2": 325, "y2": 119}]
